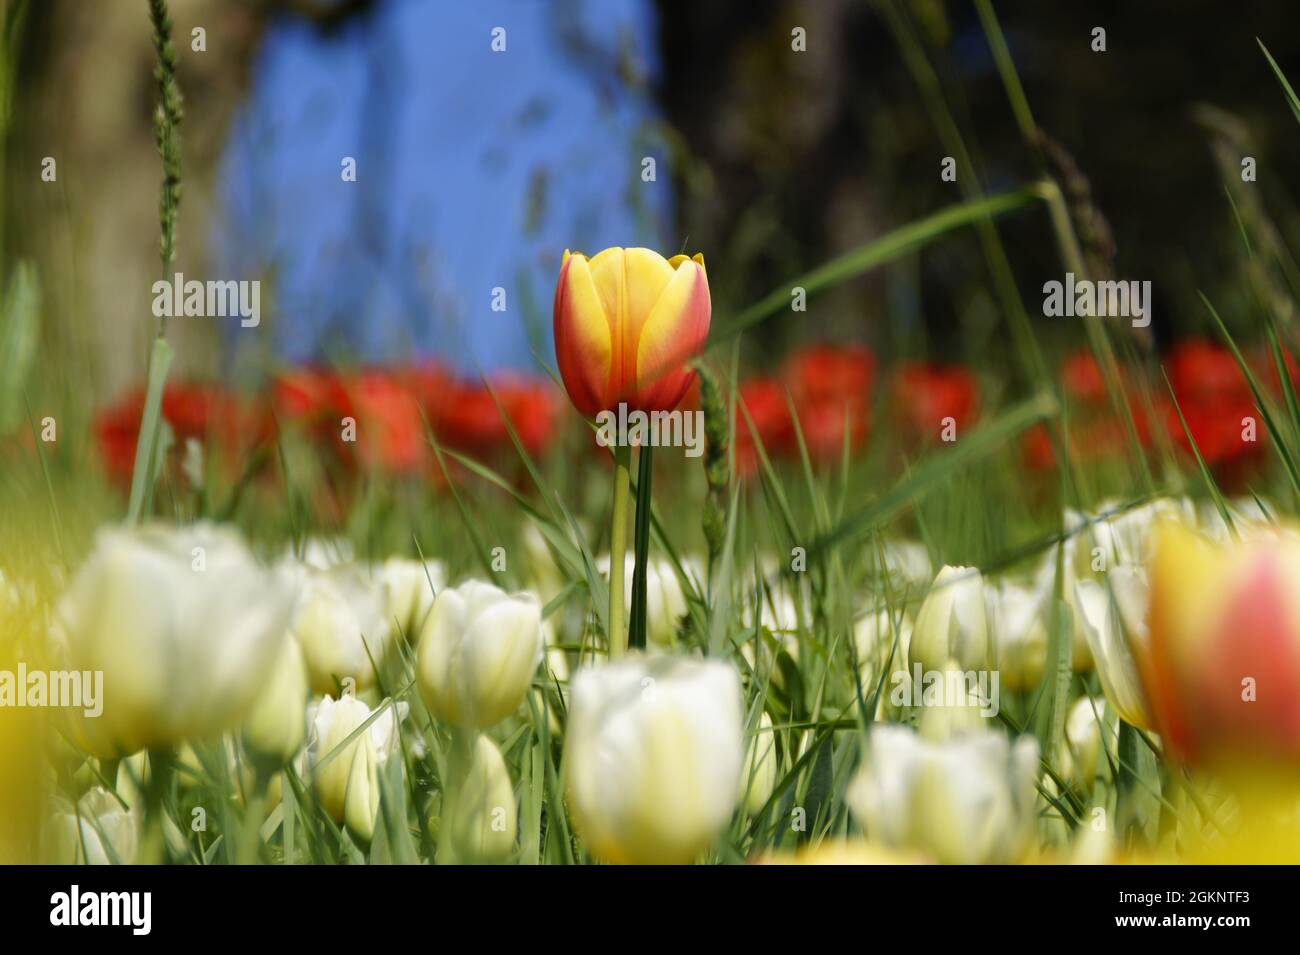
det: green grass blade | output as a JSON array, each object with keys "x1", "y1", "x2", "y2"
[{"x1": 710, "y1": 185, "x2": 1046, "y2": 343}]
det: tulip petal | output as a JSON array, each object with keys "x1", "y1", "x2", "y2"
[
  {"x1": 1147, "y1": 522, "x2": 1224, "y2": 758},
  {"x1": 634, "y1": 259, "x2": 711, "y2": 410},
  {"x1": 553, "y1": 253, "x2": 613, "y2": 417}
]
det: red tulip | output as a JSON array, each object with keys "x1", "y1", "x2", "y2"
[
  {"x1": 891, "y1": 362, "x2": 979, "y2": 441},
  {"x1": 734, "y1": 376, "x2": 793, "y2": 476},
  {"x1": 782, "y1": 344, "x2": 874, "y2": 461},
  {"x1": 438, "y1": 375, "x2": 559, "y2": 460}
]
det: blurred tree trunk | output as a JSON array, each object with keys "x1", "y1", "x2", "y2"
[{"x1": 6, "y1": 0, "x2": 371, "y2": 400}]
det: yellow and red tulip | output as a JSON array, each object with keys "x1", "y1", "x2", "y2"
[
  {"x1": 1145, "y1": 520, "x2": 1300, "y2": 768},
  {"x1": 552, "y1": 247, "x2": 710, "y2": 418}
]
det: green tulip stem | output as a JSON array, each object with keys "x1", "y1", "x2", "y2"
[
  {"x1": 437, "y1": 726, "x2": 478, "y2": 865},
  {"x1": 608, "y1": 443, "x2": 632, "y2": 659}
]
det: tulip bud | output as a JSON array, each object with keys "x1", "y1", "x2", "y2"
[
  {"x1": 846, "y1": 724, "x2": 1039, "y2": 864},
  {"x1": 444, "y1": 734, "x2": 517, "y2": 863},
  {"x1": 521, "y1": 521, "x2": 566, "y2": 607},
  {"x1": 565, "y1": 656, "x2": 743, "y2": 864},
  {"x1": 1074, "y1": 573, "x2": 1153, "y2": 731},
  {"x1": 1060, "y1": 696, "x2": 1106, "y2": 790},
  {"x1": 1067, "y1": 498, "x2": 1194, "y2": 577},
  {"x1": 553, "y1": 247, "x2": 710, "y2": 417},
  {"x1": 989, "y1": 580, "x2": 1048, "y2": 692},
  {"x1": 243, "y1": 637, "x2": 310, "y2": 763},
  {"x1": 910, "y1": 565, "x2": 991, "y2": 673},
  {"x1": 852, "y1": 604, "x2": 912, "y2": 716},
  {"x1": 917, "y1": 660, "x2": 990, "y2": 741},
  {"x1": 881, "y1": 539, "x2": 933, "y2": 588},
  {"x1": 598, "y1": 553, "x2": 689, "y2": 647},
  {"x1": 415, "y1": 579, "x2": 543, "y2": 729},
  {"x1": 1196, "y1": 496, "x2": 1271, "y2": 542},
  {"x1": 308, "y1": 694, "x2": 403, "y2": 843},
  {"x1": 290, "y1": 564, "x2": 394, "y2": 694},
  {"x1": 1146, "y1": 521, "x2": 1300, "y2": 765},
  {"x1": 57, "y1": 523, "x2": 299, "y2": 756},
  {"x1": 1032, "y1": 549, "x2": 1094, "y2": 671},
  {"x1": 739, "y1": 711, "x2": 778, "y2": 814},
  {"x1": 377, "y1": 556, "x2": 446, "y2": 639},
  {"x1": 50, "y1": 786, "x2": 139, "y2": 865}
]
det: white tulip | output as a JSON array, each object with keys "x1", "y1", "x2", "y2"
[
  {"x1": 443, "y1": 734, "x2": 517, "y2": 863},
  {"x1": 988, "y1": 580, "x2": 1048, "y2": 692},
  {"x1": 565, "y1": 656, "x2": 743, "y2": 864},
  {"x1": 1067, "y1": 498, "x2": 1193, "y2": 575},
  {"x1": 50, "y1": 786, "x2": 139, "y2": 864},
  {"x1": 307, "y1": 694, "x2": 404, "y2": 843},
  {"x1": 598, "y1": 553, "x2": 689, "y2": 647},
  {"x1": 415, "y1": 579, "x2": 542, "y2": 729},
  {"x1": 521, "y1": 521, "x2": 567, "y2": 607},
  {"x1": 376, "y1": 556, "x2": 446, "y2": 639},
  {"x1": 851, "y1": 603, "x2": 912, "y2": 716},
  {"x1": 739, "y1": 711, "x2": 778, "y2": 814},
  {"x1": 846, "y1": 724, "x2": 1039, "y2": 864},
  {"x1": 916, "y1": 661, "x2": 991, "y2": 741},
  {"x1": 1074, "y1": 573, "x2": 1152, "y2": 730},
  {"x1": 1031, "y1": 549, "x2": 1094, "y2": 671},
  {"x1": 57, "y1": 523, "x2": 298, "y2": 756},
  {"x1": 881, "y1": 539, "x2": 933, "y2": 587},
  {"x1": 910, "y1": 566, "x2": 991, "y2": 673},
  {"x1": 1061, "y1": 696, "x2": 1106, "y2": 790},
  {"x1": 1197, "y1": 497, "x2": 1272, "y2": 542},
  {"x1": 290, "y1": 564, "x2": 394, "y2": 694},
  {"x1": 243, "y1": 637, "x2": 310, "y2": 762},
  {"x1": 290, "y1": 537, "x2": 354, "y2": 571}
]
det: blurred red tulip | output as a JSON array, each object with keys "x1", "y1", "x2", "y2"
[
  {"x1": 272, "y1": 366, "x2": 352, "y2": 425},
  {"x1": 1061, "y1": 351, "x2": 1107, "y2": 404},
  {"x1": 784, "y1": 344, "x2": 875, "y2": 406},
  {"x1": 95, "y1": 382, "x2": 267, "y2": 485},
  {"x1": 344, "y1": 371, "x2": 427, "y2": 474},
  {"x1": 437, "y1": 375, "x2": 559, "y2": 461},
  {"x1": 734, "y1": 377, "x2": 793, "y2": 476},
  {"x1": 1166, "y1": 338, "x2": 1244, "y2": 402},
  {"x1": 891, "y1": 362, "x2": 979, "y2": 442},
  {"x1": 1163, "y1": 340, "x2": 1263, "y2": 470},
  {"x1": 782, "y1": 344, "x2": 874, "y2": 461}
]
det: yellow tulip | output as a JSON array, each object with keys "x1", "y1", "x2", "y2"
[{"x1": 553, "y1": 247, "x2": 710, "y2": 417}]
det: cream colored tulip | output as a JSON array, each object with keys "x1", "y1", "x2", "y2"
[
  {"x1": 308, "y1": 694, "x2": 403, "y2": 843},
  {"x1": 290, "y1": 564, "x2": 394, "y2": 694},
  {"x1": 739, "y1": 711, "x2": 778, "y2": 814},
  {"x1": 881, "y1": 539, "x2": 933, "y2": 587},
  {"x1": 1074, "y1": 573, "x2": 1152, "y2": 730},
  {"x1": 846, "y1": 724, "x2": 1039, "y2": 864},
  {"x1": 444, "y1": 734, "x2": 517, "y2": 863},
  {"x1": 565, "y1": 656, "x2": 743, "y2": 864},
  {"x1": 910, "y1": 565, "x2": 991, "y2": 673},
  {"x1": 57, "y1": 523, "x2": 299, "y2": 756},
  {"x1": 598, "y1": 553, "x2": 690, "y2": 647},
  {"x1": 377, "y1": 556, "x2": 446, "y2": 639},
  {"x1": 1061, "y1": 696, "x2": 1106, "y2": 790},
  {"x1": 243, "y1": 637, "x2": 310, "y2": 762},
  {"x1": 916, "y1": 661, "x2": 991, "y2": 741},
  {"x1": 852, "y1": 603, "x2": 913, "y2": 716},
  {"x1": 50, "y1": 786, "x2": 139, "y2": 865},
  {"x1": 1066, "y1": 498, "x2": 1193, "y2": 576},
  {"x1": 415, "y1": 579, "x2": 542, "y2": 729},
  {"x1": 989, "y1": 580, "x2": 1048, "y2": 692}
]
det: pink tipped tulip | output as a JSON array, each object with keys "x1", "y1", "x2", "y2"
[
  {"x1": 553, "y1": 247, "x2": 710, "y2": 418},
  {"x1": 1146, "y1": 521, "x2": 1300, "y2": 767}
]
